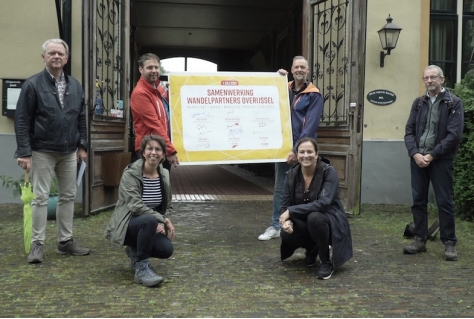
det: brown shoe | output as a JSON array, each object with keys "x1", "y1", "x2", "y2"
[
  {"x1": 403, "y1": 236, "x2": 427, "y2": 254},
  {"x1": 57, "y1": 239, "x2": 90, "y2": 256},
  {"x1": 444, "y1": 241, "x2": 457, "y2": 261}
]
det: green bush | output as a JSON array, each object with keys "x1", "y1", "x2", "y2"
[
  {"x1": 0, "y1": 174, "x2": 58, "y2": 199},
  {"x1": 452, "y1": 69, "x2": 474, "y2": 221}
]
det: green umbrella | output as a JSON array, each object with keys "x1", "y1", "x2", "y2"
[{"x1": 20, "y1": 171, "x2": 34, "y2": 254}]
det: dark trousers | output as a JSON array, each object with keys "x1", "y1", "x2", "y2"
[
  {"x1": 280, "y1": 212, "x2": 332, "y2": 263},
  {"x1": 124, "y1": 214, "x2": 173, "y2": 261},
  {"x1": 410, "y1": 157, "x2": 456, "y2": 243}
]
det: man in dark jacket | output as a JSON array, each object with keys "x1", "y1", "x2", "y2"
[
  {"x1": 15, "y1": 39, "x2": 89, "y2": 263},
  {"x1": 258, "y1": 56, "x2": 323, "y2": 242},
  {"x1": 403, "y1": 65, "x2": 464, "y2": 261}
]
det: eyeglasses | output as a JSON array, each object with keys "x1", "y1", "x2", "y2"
[
  {"x1": 422, "y1": 75, "x2": 441, "y2": 82},
  {"x1": 145, "y1": 147, "x2": 163, "y2": 153}
]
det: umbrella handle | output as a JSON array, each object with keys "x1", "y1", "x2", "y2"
[{"x1": 25, "y1": 171, "x2": 29, "y2": 183}]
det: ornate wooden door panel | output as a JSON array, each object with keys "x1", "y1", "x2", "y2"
[
  {"x1": 84, "y1": 0, "x2": 131, "y2": 214},
  {"x1": 305, "y1": 0, "x2": 366, "y2": 214}
]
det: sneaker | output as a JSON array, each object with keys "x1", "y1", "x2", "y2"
[
  {"x1": 317, "y1": 262, "x2": 334, "y2": 280},
  {"x1": 444, "y1": 241, "x2": 457, "y2": 261},
  {"x1": 403, "y1": 236, "x2": 427, "y2": 254},
  {"x1": 258, "y1": 226, "x2": 280, "y2": 241},
  {"x1": 304, "y1": 247, "x2": 318, "y2": 267},
  {"x1": 428, "y1": 221, "x2": 440, "y2": 241},
  {"x1": 57, "y1": 239, "x2": 90, "y2": 256},
  {"x1": 27, "y1": 241, "x2": 44, "y2": 264},
  {"x1": 125, "y1": 246, "x2": 138, "y2": 270}
]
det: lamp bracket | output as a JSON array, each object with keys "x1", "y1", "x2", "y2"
[{"x1": 380, "y1": 49, "x2": 392, "y2": 68}]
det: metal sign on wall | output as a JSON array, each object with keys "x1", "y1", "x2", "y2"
[
  {"x1": 367, "y1": 89, "x2": 396, "y2": 106},
  {"x1": 2, "y1": 79, "x2": 25, "y2": 117}
]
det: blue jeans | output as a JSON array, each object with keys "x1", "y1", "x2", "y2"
[
  {"x1": 410, "y1": 157, "x2": 456, "y2": 243},
  {"x1": 272, "y1": 162, "x2": 291, "y2": 230}
]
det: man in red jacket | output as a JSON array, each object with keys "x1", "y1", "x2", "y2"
[{"x1": 131, "y1": 53, "x2": 179, "y2": 170}]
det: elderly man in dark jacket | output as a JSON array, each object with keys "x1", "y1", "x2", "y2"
[
  {"x1": 15, "y1": 39, "x2": 89, "y2": 264},
  {"x1": 404, "y1": 65, "x2": 464, "y2": 261}
]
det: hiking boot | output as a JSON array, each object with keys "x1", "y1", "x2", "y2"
[
  {"x1": 317, "y1": 262, "x2": 334, "y2": 280},
  {"x1": 125, "y1": 246, "x2": 138, "y2": 270},
  {"x1": 27, "y1": 241, "x2": 44, "y2": 264},
  {"x1": 57, "y1": 239, "x2": 90, "y2": 256},
  {"x1": 134, "y1": 259, "x2": 164, "y2": 287},
  {"x1": 444, "y1": 241, "x2": 457, "y2": 261},
  {"x1": 428, "y1": 221, "x2": 440, "y2": 241},
  {"x1": 403, "y1": 236, "x2": 427, "y2": 254},
  {"x1": 258, "y1": 226, "x2": 280, "y2": 241},
  {"x1": 304, "y1": 247, "x2": 318, "y2": 267}
]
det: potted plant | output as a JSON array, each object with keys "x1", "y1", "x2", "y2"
[
  {"x1": 47, "y1": 177, "x2": 59, "y2": 220},
  {"x1": 0, "y1": 174, "x2": 58, "y2": 220}
]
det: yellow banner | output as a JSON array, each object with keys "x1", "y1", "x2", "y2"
[{"x1": 169, "y1": 72, "x2": 292, "y2": 165}]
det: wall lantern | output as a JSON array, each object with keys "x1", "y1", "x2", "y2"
[{"x1": 377, "y1": 14, "x2": 402, "y2": 67}]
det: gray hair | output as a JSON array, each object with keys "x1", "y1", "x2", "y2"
[
  {"x1": 42, "y1": 39, "x2": 69, "y2": 56},
  {"x1": 292, "y1": 55, "x2": 308, "y2": 67},
  {"x1": 424, "y1": 65, "x2": 444, "y2": 77}
]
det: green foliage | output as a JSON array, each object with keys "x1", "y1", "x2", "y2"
[
  {"x1": 0, "y1": 175, "x2": 24, "y2": 199},
  {"x1": 452, "y1": 69, "x2": 474, "y2": 221},
  {"x1": 0, "y1": 174, "x2": 58, "y2": 199}
]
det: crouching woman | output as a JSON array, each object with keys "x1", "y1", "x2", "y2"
[
  {"x1": 279, "y1": 137, "x2": 352, "y2": 280},
  {"x1": 105, "y1": 135, "x2": 175, "y2": 287}
]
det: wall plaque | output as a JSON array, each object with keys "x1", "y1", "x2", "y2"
[
  {"x1": 2, "y1": 79, "x2": 25, "y2": 117},
  {"x1": 367, "y1": 89, "x2": 396, "y2": 106}
]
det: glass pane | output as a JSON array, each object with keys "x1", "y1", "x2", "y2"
[
  {"x1": 462, "y1": 19, "x2": 474, "y2": 61},
  {"x1": 430, "y1": 19, "x2": 457, "y2": 61},
  {"x1": 462, "y1": 18, "x2": 474, "y2": 78},
  {"x1": 161, "y1": 57, "x2": 185, "y2": 73},
  {"x1": 464, "y1": 0, "x2": 474, "y2": 12},
  {"x1": 431, "y1": 0, "x2": 456, "y2": 11},
  {"x1": 187, "y1": 58, "x2": 218, "y2": 72}
]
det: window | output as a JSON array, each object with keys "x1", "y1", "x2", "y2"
[
  {"x1": 462, "y1": 1, "x2": 474, "y2": 77},
  {"x1": 161, "y1": 57, "x2": 217, "y2": 73},
  {"x1": 429, "y1": 0, "x2": 474, "y2": 87},
  {"x1": 429, "y1": 1, "x2": 457, "y2": 88}
]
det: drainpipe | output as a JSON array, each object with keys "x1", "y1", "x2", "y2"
[
  {"x1": 55, "y1": 0, "x2": 63, "y2": 39},
  {"x1": 62, "y1": 0, "x2": 72, "y2": 75}
]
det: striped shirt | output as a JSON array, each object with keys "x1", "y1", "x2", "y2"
[{"x1": 142, "y1": 176, "x2": 162, "y2": 209}]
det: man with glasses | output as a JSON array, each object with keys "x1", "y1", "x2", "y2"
[
  {"x1": 404, "y1": 65, "x2": 464, "y2": 261},
  {"x1": 15, "y1": 39, "x2": 90, "y2": 263}
]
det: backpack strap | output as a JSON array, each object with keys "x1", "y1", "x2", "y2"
[{"x1": 415, "y1": 95, "x2": 424, "y2": 111}]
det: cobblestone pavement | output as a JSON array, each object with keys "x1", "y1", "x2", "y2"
[{"x1": 1, "y1": 202, "x2": 474, "y2": 317}]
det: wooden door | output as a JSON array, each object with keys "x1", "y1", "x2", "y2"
[
  {"x1": 83, "y1": 0, "x2": 131, "y2": 215},
  {"x1": 303, "y1": 0, "x2": 367, "y2": 214}
]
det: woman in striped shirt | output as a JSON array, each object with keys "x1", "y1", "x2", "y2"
[{"x1": 105, "y1": 135, "x2": 175, "y2": 287}]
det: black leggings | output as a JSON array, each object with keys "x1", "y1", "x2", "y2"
[
  {"x1": 280, "y1": 211, "x2": 332, "y2": 263},
  {"x1": 124, "y1": 214, "x2": 173, "y2": 262}
]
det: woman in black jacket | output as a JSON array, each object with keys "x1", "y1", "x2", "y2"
[{"x1": 279, "y1": 137, "x2": 353, "y2": 279}]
